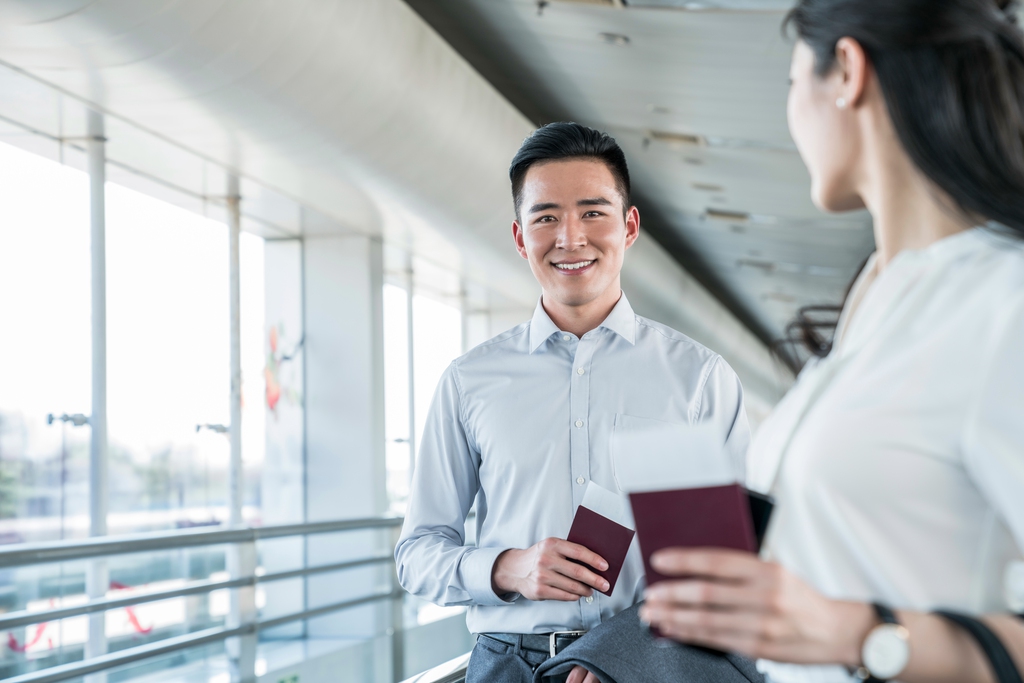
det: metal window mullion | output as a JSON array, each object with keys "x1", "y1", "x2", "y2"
[{"x1": 86, "y1": 107, "x2": 109, "y2": 683}]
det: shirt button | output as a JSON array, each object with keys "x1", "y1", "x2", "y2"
[
  {"x1": 574, "y1": 419, "x2": 584, "y2": 428},
  {"x1": 576, "y1": 476, "x2": 585, "y2": 485},
  {"x1": 576, "y1": 367, "x2": 585, "y2": 375},
  {"x1": 562, "y1": 335, "x2": 571, "y2": 341},
  {"x1": 585, "y1": 596, "x2": 594, "y2": 603}
]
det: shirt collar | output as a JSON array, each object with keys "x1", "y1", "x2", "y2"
[{"x1": 528, "y1": 293, "x2": 637, "y2": 353}]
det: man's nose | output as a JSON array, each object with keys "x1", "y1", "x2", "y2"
[{"x1": 555, "y1": 215, "x2": 588, "y2": 250}]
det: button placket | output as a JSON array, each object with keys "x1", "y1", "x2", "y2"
[{"x1": 569, "y1": 337, "x2": 600, "y2": 628}]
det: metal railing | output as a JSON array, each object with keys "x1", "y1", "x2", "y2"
[
  {"x1": 0, "y1": 516, "x2": 406, "y2": 683},
  {"x1": 400, "y1": 653, "x2": 470, "y2": 683}
]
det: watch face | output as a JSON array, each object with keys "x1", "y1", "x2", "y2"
[{"x1": 863, "y1": 624, "x2": 911, "y2": 680}]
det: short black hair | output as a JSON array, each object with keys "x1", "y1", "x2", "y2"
[{"x1": 509, "y1": 122, "x2": 631, "y2": 220}]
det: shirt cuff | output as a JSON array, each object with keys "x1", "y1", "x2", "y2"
[{"x1": 460, "y1": 547, "x2": 519, "y2": 606}]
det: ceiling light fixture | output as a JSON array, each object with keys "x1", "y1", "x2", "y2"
[
  {"x1": 691, "y1": 182, "x2": 724, "y2": 192},
  {"x1": 625, "y1": 0, "x2": 796, "y2": 10},
  {"x1": 737, "y1": 258, "x2": 776, "y2": 273},
  {"x1": 599, "y1": 32, "x2": 631, "y2": 45},
  {"x1": 705, "y1": 208, "x2": 779, "y2": 224},
  {"x1": 705, "y1": 208, "x2": 750, "y2": 222},
  {"x1": 649, "y1": 130, "x2": 706, "y2": 146},
  {"x1": 555, "y1": 0, "x2": 623, "y2": 5}
]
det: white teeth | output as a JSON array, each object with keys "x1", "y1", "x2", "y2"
[{"x1": 555, "y1": 260, "x2": 594, "y2": 271}]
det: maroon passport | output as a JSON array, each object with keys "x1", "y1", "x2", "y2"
[
  {"x1": 566, "y1": 505, "x2": 636, "y2": 596},
  {"x1": 629, "y1": 483, "x2": 757, "y2": 587}
]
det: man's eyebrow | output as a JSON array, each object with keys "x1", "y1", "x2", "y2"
[
  {"x1": 528, "y1": 202, "x2": 560, "y2": 214},
  {"x1": 577, "y1": 197, "x2": 613, "y2": 207}
]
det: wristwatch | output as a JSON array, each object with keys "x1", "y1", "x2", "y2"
[{"x1": 854, "y1": 603, "x2": 911, "y2": 681}]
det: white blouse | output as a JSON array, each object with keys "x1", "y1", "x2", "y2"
[{"x1": 748, "y1": 228, "x2": 1024, "y2": 683}]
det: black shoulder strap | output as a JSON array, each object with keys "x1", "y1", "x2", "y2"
[{"x1": 934, "y1": 610, "x2": 1023, "y2": 683}]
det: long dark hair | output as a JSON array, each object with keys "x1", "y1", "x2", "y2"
[{"x1": 786, "y1": 0, "x2": 1024, "y2": 233}]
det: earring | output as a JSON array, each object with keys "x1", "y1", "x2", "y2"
[{"x1": 836, "y1": 97, "x2": 848, "y2": 109}]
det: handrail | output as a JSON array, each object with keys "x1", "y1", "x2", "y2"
[
  {"x1": 0, "y1": 552, "x2": 394, "y2": 631},
  {"x1": 0, "y1": 515, "x2": 403, "y2": 567},
  {"x1": 400, "y1": 652, "x2": 470, "y2": 683},
  {"x1": 0, "y1": 515, "x2": 408, "y2": 683},
  {"x1": 3, "y1": 588, "x2": 405, "y2": 683}
]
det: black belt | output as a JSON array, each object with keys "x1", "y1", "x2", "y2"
[{"x1": 480, "y1": 631, "x2": 586, "y2": 658}]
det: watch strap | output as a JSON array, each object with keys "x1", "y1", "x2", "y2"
[
  {"x1": 873, "y1": 602, "x2": 898, "y2": 626},
  {"x1": 934, "y1": 610, "x2": 1023, "y2": 683}
]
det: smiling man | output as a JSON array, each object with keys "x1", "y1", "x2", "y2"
[{"x1": 395, "y1": 122, "x2": 750, "y2": 683}]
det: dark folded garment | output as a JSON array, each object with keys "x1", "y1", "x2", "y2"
[{"x1": 533, "y1": 604, "x2": 764, "y2": 683}]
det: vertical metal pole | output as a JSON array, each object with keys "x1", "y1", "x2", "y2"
[
  {"x1": 460, "y1": 282, "x2": 470, "y2": 355},
  {"x1": 405, "y1": 257, "x2": 416, "y2": 483},
  {"x1": 227, "y1": 176, "x2": 243, "y2": 529},
  {"x1": 85, "y1": 108, "x2": 109, "y2": 683},
  {"x1": 299, "y1": 231, "x2": 310, "y2": 636},
  {"x1": 225, "y1": 176, "x2": 256, "y2": 682},
  {"x1": 390, "y1": 525, "x2": 405, "y2": 682}
]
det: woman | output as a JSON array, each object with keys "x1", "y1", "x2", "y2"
[{"x1": 640, "y1": 0, "x2": 1024, "y2": 681}]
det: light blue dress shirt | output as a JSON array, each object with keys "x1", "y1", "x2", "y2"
[{"x1": 395, "y1": 294, "x2": 750, "y2": 635}]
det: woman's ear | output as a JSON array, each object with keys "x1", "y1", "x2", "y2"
[{"x1": 834, "y1": 37, "x2": 869, "y2": 108}]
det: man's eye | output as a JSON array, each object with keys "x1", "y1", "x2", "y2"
[
  {"x1": 583, "y1": 211, "x2": 602, "y2": 218},
  {"x1": 536, "y1": 215, "x2": 556, "y2": 223}
]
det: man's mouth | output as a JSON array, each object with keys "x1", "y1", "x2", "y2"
[{"x1": 553, "y1": 260, "x2": 595, "y2": 271}]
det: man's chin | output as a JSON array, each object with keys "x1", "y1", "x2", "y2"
[{"x1": 545, "y1": 287, "x2": 600, "y2": 309}]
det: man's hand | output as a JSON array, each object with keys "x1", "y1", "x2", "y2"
[
  {"x1": 491, "y1": 538, "x2": 609, "y2": 601},
  {"x1": 567, "y1": 665, "x2": 601, "y2": 683}
]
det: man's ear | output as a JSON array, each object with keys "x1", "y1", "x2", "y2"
[
  {"x1": 624, "y1": 206, "x2": 640, "y2": 249},
  {"x1": 512, "y1": 220, "x2": 529, "y2": 259}
]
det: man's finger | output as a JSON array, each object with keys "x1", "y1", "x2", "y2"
[
  {"x1": 566, "y1": 666, "x2": 587, "y2": 683},
  {"x1": 556, "y1": 540, "x2": 609, "y2": 572},
  {"x1": 584, "y1": 671, "x2": 602, "y2": 683},
  {"x1": 544, "y1": 570, "x2": 595, "y2": 597},
  {"x1": 552, "y1": 558, "x2": 610, "y2": 593},
  {"x1": 537, "y1": 584, "x2": 590, "y2": 602},
  {"x1": 649, "y1": 548, "x2": 763, "y2": 580}
]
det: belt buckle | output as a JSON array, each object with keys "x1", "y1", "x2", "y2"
[{"x1": 549, "y1": 630, "x2": 586, "y2": 657}]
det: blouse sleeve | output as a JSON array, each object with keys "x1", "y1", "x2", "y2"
[{"x1": 961, "y1": 295, "x2": 1024, "y2": 551}]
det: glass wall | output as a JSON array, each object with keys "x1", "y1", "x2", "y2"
[
  {"x1": 0, "y1": 139, "x2": 273, "y2": 678},
  {"x1": 382, "y1": 284, "x2": 463, "y2": 515},
  {"x1": 0, "y1": 140, "x2": 92, "y2": 545}
]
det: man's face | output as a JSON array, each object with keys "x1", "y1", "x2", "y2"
[{"x1": 512, "y1": 158, "x2": 639, "y2": 309}]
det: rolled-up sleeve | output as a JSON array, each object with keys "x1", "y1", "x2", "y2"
[
  {"x1": 394, "y1": 362, "x2": 514, "y2": 607},
  {"x1": 697, "y1": 355, "x2": 751, "y2": 483}
]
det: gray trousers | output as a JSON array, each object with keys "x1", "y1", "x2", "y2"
[
  {"x1": 466, "y1": 636, "x2": 569, "y2": 683},
  {"x1": 533, "y1": 605, "x2": 765, "y2": 683}
]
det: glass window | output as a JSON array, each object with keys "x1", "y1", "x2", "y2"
[
  {"x1": 382, "y1": 283, "x2": 463, "y2": 513},
  {"x1": 0, "y1": 140, "x2": 91, "y2": 544},
  {"x1": 383, "y1": 284, "x2": 412, "y2": 514}
]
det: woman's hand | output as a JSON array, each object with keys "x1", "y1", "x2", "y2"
[{"x1": 638, "y1": 548, "x2": 875, "y2": 665}]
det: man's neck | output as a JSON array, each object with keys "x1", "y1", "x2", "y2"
[{"x1": 541, "y1": 286, "x2": 622, "y2": 338}]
